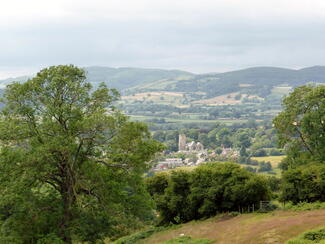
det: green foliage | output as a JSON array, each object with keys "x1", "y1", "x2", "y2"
[
  {"x1": 283, "y1": 202, "x2": 325, "y2": 211},
  {"x1": 146, "y1": 163, "x2": 271, "y2": 224},
  {"x1": 286, "y1": 240, "x2": 325, "y2": 244},
  {"x1": 280, "y1": 164, "x2": 325, "y2": 204},
  {"x1": 258, "y1": 161, "x2": 272, "y2": 172},
  {"x1": 286, "y1": 227, "x2": 325, "y2": 244},
  {"x1": 112, "y1": 229, "x2": 156, "y2": 244},
  {"x1": 267, "y1": 176, "x2": 281, "y2": 192},
  {"x1": 158, "y1": 236, "x2": 214, "y2": 244},
  {"x1": 252, "y1": 149, "x2": 267, "y2": 157},
  {"x1": 0, "y1": 65, "x2": 163, "y2": 243},
  {"x1": 112, "y1": 225, "x2": 180, "y2": 244},
  {"x1": 273, "y1": 85, "x2": 325, "y2": 166},
  {"x1": 303, "y1": 229, "x2": 325, "y2": 242}
]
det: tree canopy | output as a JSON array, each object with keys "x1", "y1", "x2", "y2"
[
  {"x1": 273, "y1": 85, "x2": 325, "y2": 167},
  {"x1": 146, "y1": 163, "x2": 270, "y2": 225},
  {"x1": 0, "y1": 65, "x2": 163, "y2": 243}
]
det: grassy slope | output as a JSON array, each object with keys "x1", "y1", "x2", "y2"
[{"x1": 139, "y1": 210, "x2": 325, "y2": 244}]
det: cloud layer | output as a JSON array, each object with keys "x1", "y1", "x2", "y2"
[{"x1": 1, "y1": 0, "x2": 325, "y2": 78}]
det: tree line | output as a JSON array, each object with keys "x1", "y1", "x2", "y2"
[{"x1": 145, "y1": 163, "x2": 271, "y2": 225}]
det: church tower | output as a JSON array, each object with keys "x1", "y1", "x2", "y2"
[{"x1": 178, "y1": 134, "x2": 186, "y2": 151}]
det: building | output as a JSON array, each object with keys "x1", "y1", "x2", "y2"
[
  {"x1": 154, "y1": 158, "x2": 184, "y2": 171},
  {"x1": 178, "y1": 134, "x2": 186, "y2": 151},
  {"x1": 221, "y1": 146, "x2": 240, "y2": 158},
  {"x1": 178, "y1": 134, "x2": 205, "y2": 153}
]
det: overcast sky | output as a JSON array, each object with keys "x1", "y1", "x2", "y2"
[{"x1": 1, "y1": 0, "x2": 325, "y2": 78}]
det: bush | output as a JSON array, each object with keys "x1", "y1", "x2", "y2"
[
  {"x1": 146, "y1": 163, "x2": 271, "y2": 224},
  {"x1": 285, "y1": 227, "x2": 325, "y2": 244},
  {"x1": 269, "y1": 148, "x2": 283, "y2": 156},
  {"x1": 303, "y1": 229, "x2": 325, "y2": 242},
  {"x1": 252, "y1": 149, "x2": 267, "y2": 157},
  {"x1": 258, "y1": 161, "x2": 272, "y2": 172},
  {"x1": 267, "y1": 176, "x2": 281, "y2": 192},
  {"x1": 283, "y1": 202, "x2": 325, "y2": 211},
  {"x1": 113, "y1": 226, "x2": 179, "y2": 244},
  {"x1": 280, "y1": 164, "x2": 325, "y2": 204},
  {"x1": 244, "y1": 166, "x2": 257, "y2": 173}
]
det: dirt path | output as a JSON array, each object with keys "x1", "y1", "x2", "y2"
[{"x1": 142, "y1": 210, "x2": 325, "y2": 244}]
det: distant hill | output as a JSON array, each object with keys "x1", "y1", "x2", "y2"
[
  {"x1": 0, "y1": 76, "x2": 30, "y2": 89},
  {"x1": 1, "y1": 66, "x2": 325, "y2": 98},
  {"x1": 0, "y1": 67, "x2": 193, "y2": 93},
  {"x1": 84, "y1": 66, "x2": 194, "y2": 91},
  {"x1": 130, "y1": 66, "x2": 325, "y2": 98}
]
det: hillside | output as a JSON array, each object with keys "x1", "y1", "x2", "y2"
[
  {"x1": 2, "y1": 66, "x2": 325, "y2": 124},
  {"x1": 0, "y1": 66, "x2": 193, "y2": 92},
  {"x1": 2, "y1": 66, "x2": 325, "y2": 97},
  {"x1": 129, "y1": 66, "x2": 325, "y2": 98},
  {"x1": 84, "y1": 66, "x2": 194, "y2": 91},
  {"x1": 135, "y1": 210, "x2": 325, "y2": 244}
]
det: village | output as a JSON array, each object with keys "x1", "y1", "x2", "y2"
[{"x1": 153, "y1": 134, "x2": 239, "y2": 171}]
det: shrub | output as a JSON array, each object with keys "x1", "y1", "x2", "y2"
[
  {"x1": 258, "y1": 161, "x2": 272, "y2": 172},
  {"x1": 112, "y1": 226, "x2": 179, "y2": 244},
  {"x1": 146, "y1": 163, "x2": 271, "y2": 224},
  {"x1": 285, "y1": 227, "x2": 325, "y2": 244},
  {"x1": 283, "y1": 202, "x2": 325, "y2": 211},
  {"x1": 280, "y1": 164, "x2": 325, "y2": 204}
]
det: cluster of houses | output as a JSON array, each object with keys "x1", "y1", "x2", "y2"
[{"x1": 153, "y1": 134, "x2": 239, "y2": 171}]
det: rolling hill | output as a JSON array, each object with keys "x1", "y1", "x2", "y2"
[
  {"x1": 0, "y1": 66, "x2": 193, "y2": 92},
  {"x1": 129, "y1": 66, "x2": 325, "y2": 99},
  {"x1": 1, "y1": 66, "x2": 325, "y2": 100}
]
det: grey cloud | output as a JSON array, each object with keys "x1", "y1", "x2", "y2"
[{"x1": 0, "y1": 14, "x2": 325, "y2": 75}]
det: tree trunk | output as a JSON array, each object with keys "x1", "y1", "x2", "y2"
[{"x1": 59, "y1": 163, "x2": 75, "y2": 244}]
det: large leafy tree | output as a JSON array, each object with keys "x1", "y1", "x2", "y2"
[
  {"x1": 0, "y1": 65, "x2": 163, "y2": 243},
  {"x1": 273, "y1": 85, "x2": 325, "y2": 167}
]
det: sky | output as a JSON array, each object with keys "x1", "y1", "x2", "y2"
[{"x1": 1, "y1": 0, "x2": 325, "y2": 78}]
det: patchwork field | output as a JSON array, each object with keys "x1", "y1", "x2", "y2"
[
  {"x1": 271, "y1": 86, "x2": 292, "y2": 96},
  {"x1": 192, "y1": 93, "x2": 240, "y2": 105},
  {"x1": 139, "y1": 210, "x2": 325, "y2": 244},
  {"x1": 193, "y1": 93, "x2": 263, "y2": 105},
  {"x1": 121, "y1": 91, "x2": 188, "y2": 106}
]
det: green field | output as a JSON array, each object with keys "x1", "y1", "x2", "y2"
[{"x1": 251, "y1": 155, "x2": 285, "y2": 168}]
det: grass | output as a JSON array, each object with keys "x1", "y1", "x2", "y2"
[
  {"x1": 157, "y1": 236, "x2": 214, "y2": 244},
  {"x1": 111, "y1": 226, "x2": 182, "y2": 244},
  {"x1": 251, "y1": 155, "x2": 285, "y2": 168},
  {"x1": 139, "y1": 209, "x2": 325, "y2": 244}
]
